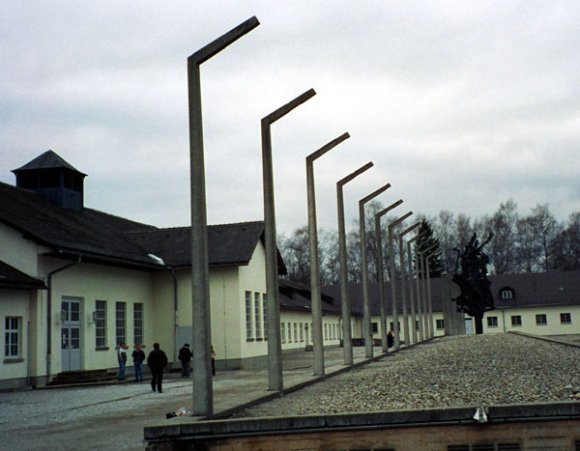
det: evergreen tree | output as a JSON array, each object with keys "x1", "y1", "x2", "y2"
[{"x1": 416, "y1": 218, "x2": 444, "y2": 277}]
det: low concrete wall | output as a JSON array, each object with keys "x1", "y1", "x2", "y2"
[{"x1": 145, "y1": 402, "x2": 580, "y2": 450}]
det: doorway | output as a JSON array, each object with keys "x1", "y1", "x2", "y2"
[{"x1": 61, "y1": 297, "x2": 82, "y2": 371}]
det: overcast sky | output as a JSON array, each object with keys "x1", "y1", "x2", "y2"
[{"x1": 1, "y1": 1, "x2": 578, "y2": 235}]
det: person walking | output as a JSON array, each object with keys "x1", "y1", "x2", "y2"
[
  {"x1": 132, "y1": 344, "x2": 146, "y2": 382},
  {"x1": 116, "y1": 343, "x2": 128, "y2": 381},
  {"x1": 147, "y1": 342, "x2": 168, "y2": 393},
  {"x1": 178, "y1": 343, "x2": 193, "y2": 377}
]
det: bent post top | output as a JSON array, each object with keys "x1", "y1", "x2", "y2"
[
  {"x1": 262, "y1": 89, "x2": 317, "y2": 125},
  {"x1": 188, "y1": 16, "x2": 260, "y2": 65},
  {"x1": 307, "y1": 132, "x2": 350, "y2": 162},
  {"x1": 337, "y1": 162, "x2": 373, "y2": 187}
]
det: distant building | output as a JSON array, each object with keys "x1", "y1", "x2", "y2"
[
  {"x1": 1, "y1": 150, "x2": 578, "y2": 390},
  {"x1": 0, "y1": 151, "x2": 283, "y2": 389},
  {"x1": 327, "y1": 271, "x2": 580, "y2": 343}
]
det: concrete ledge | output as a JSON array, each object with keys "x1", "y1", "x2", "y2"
[
  {"x1": 144, "y1": 401, "x2": 580, "y2": 444},
  {"x1": 510, "y1": 331, "x2": 580, "y2": 348}
]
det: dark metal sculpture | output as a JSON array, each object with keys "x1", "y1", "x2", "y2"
[{"x1": 452, "y1": 233, "x2": 494, "y2": 334}]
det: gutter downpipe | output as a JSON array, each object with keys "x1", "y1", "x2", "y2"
[
  {"x1": 170, "y1": 267, "x2": 178, "y2": 361},
  {"x1": 46, "y1": 254, "x2": 82, "y2": 384}
]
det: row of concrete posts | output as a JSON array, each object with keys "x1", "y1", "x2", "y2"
[{"x1": 186, "y1": 16, "x2": 463, "y2": 418}]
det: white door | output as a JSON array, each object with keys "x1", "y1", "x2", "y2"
[
  {"x1": 61, "y1": 297, "x2": 82, "y2": 371},
  {"x1": 464, "y1": 317, "x2": 474, "y2": 336}
]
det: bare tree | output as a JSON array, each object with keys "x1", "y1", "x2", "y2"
[
  {"x1": 528, "y1": 204, "x2": 561, "y2": 272},
  {"x1": 552, "y1": 212, "x2": 580, "y2": 271},
  {"x1": 278, "y1": 226, "x2": 310, "y2": 283},
  {"x1": 484, "y1": 199, "x2": 519, "y2": 274}
]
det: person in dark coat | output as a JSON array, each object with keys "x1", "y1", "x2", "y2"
[
  {"x1": 147, "y1": 342, "x2": 168, "y2": 393},
  {"x1": 387, "y1": 330, "x2": 394, "y2": 348},
  {"x1": 132, "y1": 343, "x2": 146, "y2": 382},
  {"x1": 178, "y1": 344, "x2": 193, "y2": 377}
]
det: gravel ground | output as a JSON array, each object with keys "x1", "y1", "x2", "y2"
[{"x1": 237, "y1": 334, "x2": 580, "y2": 417}]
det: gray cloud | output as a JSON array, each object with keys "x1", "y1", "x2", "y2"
[{"x1": 1, "y1": 1, "x2": 578, "y2": 235}]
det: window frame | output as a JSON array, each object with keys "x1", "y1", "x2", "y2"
[
  {"x1": 4, "y1": 316, "x2": 22, "y2": 359},
  {"x1": 245, "y1": 291, "x2": 253, "y2": 341},
  {"x1": 254, "y1": 292, "x2": 262, "y2": 340},
  {"x1": 115, "y1": 301, "x2": 126, "y2": 346},
  {"x1": 510, "y1": 315, "x2": 522, "y2": 327},
  {"x1": 486, "y1": 316, "x2": 498, "y2": 328},
  {"x1": 95, "y1": 300, "x2": 107, "y2": 349},
  {"x1": 133, "y1": 303, "x2": 143, "y2": 346}
]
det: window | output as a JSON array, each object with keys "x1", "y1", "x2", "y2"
[
  {"x1": 436, "y1": 319, "x2": 445, "y2": 330},
  {"x1": 560, "y1": 313, "x2": 571, "y2": 324},
  {"x1": 287, "y1": 322, "x2": 292, "y2": 342},
  {"x1": 245, "y1": 291, "x2": 253, "y2": 340},
  {"x1": 115, "y1": 302, "x2": 126, "y2": 345},
  {"x1": 487, "y1": 316, "x2": 498, "y2": 328},
  {"x1": 254, "y1": 293, "x2": 262, "y2": 339},
  {"x1": 262, "y1": 294, "x2": 268, "y2": 340},
  {"x1": 293, "y1": 323, "x2": 298, "y2": 343},
  {"x1": 371, "y1": 322, "x2": 378, "y2": 334},
  {"x1": 133, "y1": 303, "x2": 143, "y2": 346},
  {"x1": 4, "y1": 317, "x2": 21, "y2": 358},
  {"x1": 299, "y1": 323, "x2": 304, "y2": 342},
  {"x1": 536, "y1": 314, "x2": 547, "y2": 326},
  {"x1": 511, "y1": 315, "x2": 522, "y2": 327},
  {"x1": 95, "y1": 300, "x2": 107, "y2": 348},
  {"x1": 501, "y1": 290, "x2": 513, "y2": 300},
  {"x1": 281, "y1": 322, "x2": 286, "y2": 344}
]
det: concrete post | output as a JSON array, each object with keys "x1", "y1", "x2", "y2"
[
  {"x1": 406, "y1": 235, "x2": 419, "y2": 344},
  {"x1": 262, "y1": 88, "x2": 316, "y2": 391},
  {"x1": 387, "y1": 211, "x2": 412, "y2": 350},
  {"x1": 425, "y1": 249, "x2": 438, "y2": 338},
  {"x1": 374, "y1": 200, "x2": 403, "y2": 352},
  {"x1": 417, "y1": 243, "x2": 437, "y2": 340},
  {"x1": 397, "y1": 222, "x2": 420, "y2": 346},
  {"x1": 337, "y1": 162, "x2": 373, "y2": 366},
  {"x1": 307, "y1": 132, "x2": 350, "y2": 376},
  {"x1": 188, "y1": 16, "x2": 259, "y2": 418},
  {"x1": 359, "y1": 184, "x2": 391, "y2": 359}
]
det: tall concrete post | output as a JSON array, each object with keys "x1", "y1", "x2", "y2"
[
  {"x1": 188, "y1": 16, "x2": 259, "y2": 418},
  {"x1": 359, "y1": 184, "x2": 391, "y2": 359},
  {"x1": 425, "y1": 250, "x2": 438, "y2": 338},
  {"x1": 374, "y1": 200, "x2": 403, "y2": 352},
  {"x1": 387, "y1": 211, "x2": 412, "y2": 350},
  {"x1": 406, "y1": 235, "x2": 419, "y2": 344},
  {"x1": 262, "y1": 89, "x2": 316, "y2": 391},
  {"x1": 337, "y1": 162, "x2": 373, "y2": 366},
  {"x1": 417, "y1": 243, "x2": 437, "y2": 340},
  {"x1": 415, "y1": 249, "x2": 424, "y2": 341},
  {"x1": 397, "y1": 222, "x2": 420, "y2": 346},
  {"x1": 307, "y1": 132, "x2": 350, "y2": 377}
]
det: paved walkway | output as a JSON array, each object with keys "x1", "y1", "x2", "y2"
[{"x1": 0, "y1": 345, "x2": 385, "y2": 451}]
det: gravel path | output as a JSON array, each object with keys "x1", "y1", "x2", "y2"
[{"x1": 238, "y1": 334, "x2": 580, "y2": 417}]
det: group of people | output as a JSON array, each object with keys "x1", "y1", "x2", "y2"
[
  {"x1": 115, "y1": 341, "x2": 216, "y2": 393},
  {"x1": 178, "y1": 343, "x2": 216, "y2": 378},
  {"x1": 116, "y1": 342, "x2": 168, "y2": 392}
]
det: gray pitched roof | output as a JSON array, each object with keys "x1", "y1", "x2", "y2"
[
  {"x1": 12, "y1": 149, "x2": 86, "y2": 176},
  {"x1": 0, "y1": 180, "x2": 280, "y2": 271},
  {"x1": 126, "y1": 221, "x2": 282, "y2": 269},
  {"x1": 279, "y1": 279, "x2": 340, "y2": 314},
  {"x1": 324, "y1": 270, "x2": 580, "y2": 315},
  {"x1": 0, "y1": 260, "x2": 46, "y2": 290}
]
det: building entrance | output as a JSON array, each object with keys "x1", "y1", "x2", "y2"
[{"x1": 61, "y1": 297, "x2": 82, "y2": 371}]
